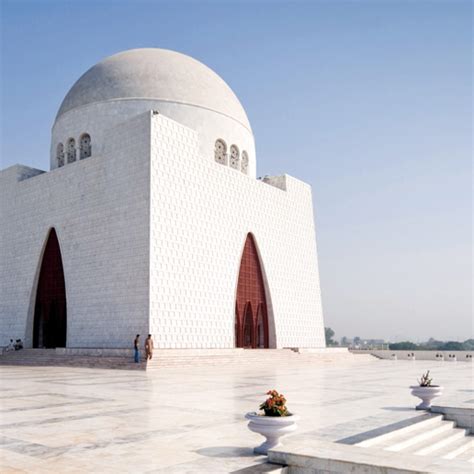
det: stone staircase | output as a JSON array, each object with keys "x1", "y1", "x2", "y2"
[
  {"x1": 0, "y1": 348, "x2": 145, "y2": 370},
  {"x1": 356, "y1": 413, "x2": 473, "y2": 463},
  {"x1": 146, "y1": 348, "x2": 366, "y2": 370},
  {"x1": 266, "y1": 413, "x2": 473, "y2": 473},
  {"x1": 0, "y1": 348, "x2": 367, "y2": 370}
]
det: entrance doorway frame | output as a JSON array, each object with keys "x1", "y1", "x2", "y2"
[
  {"x1": 30, "y1": 228, "x2": 67, "y2": 348},
  {"x1": 234, "y1": 233, "x2": 275, "y2": 349}
]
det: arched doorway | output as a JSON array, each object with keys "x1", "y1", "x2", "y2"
[
  {"x1": 33, "y1": 229, "x2": 67, "y2": 348},
  {"x1": 235, "y1": 234, "x2": 269, "y2": 348}
]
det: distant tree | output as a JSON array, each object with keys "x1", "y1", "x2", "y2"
[
  {"x1": 341, "y1": 336, "x2": 349, "y2": 347},
  {"x1": 388, "y1": 341, "x2": 419, "y2": 350},
  {"x1": 439, "y1": 341, "x2": 464, "y2": 351},
  {"x1": 424, "y1": 338, "x2": 443, "y2": 349},
  {"x1": 353, "y1": 336, "x2": 361, "y2": 346},
  {"x1": 463, "y1": 339, "x2": 474, "y2": 350},
  {"x1": 325, "y1": 327, "x2": 338, "y2": 346}
]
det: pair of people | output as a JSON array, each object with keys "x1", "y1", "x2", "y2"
[
  {"x1": 133, "y1": 334, "x2": 153, "y2": 363},
  {"x1": 5, "y1": 339, "x2": 23, "y2": 352}
]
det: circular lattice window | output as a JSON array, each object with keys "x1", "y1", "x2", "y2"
[
  {"x1": 229, "y1": 145, "x2": 240, "y2": 169},
  {"x1": 215, "y1": 139, "x2": 227, "y2": 164}
]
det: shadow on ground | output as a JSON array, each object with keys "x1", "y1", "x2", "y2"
[
  {"x1": 382, "y1": 406, "x2": 414, "y2": 412},
  {"x1": 196, "y1": 446, "x2": 257, "y2": 458}
]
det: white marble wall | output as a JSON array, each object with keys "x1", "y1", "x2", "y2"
[
  {"x1": 0, "y1": 113, "x2": 151, "y2": 348},
  {"x1": 149, "y1": 114, "x2": 326, "y2": 348}
]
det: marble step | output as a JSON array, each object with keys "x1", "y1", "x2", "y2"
[
  {"x1": 0, "y1": 355, "x2": 146, "y2": 369},
  {"x1": 147, "y1": 357, "x2": 341, "y2": 362},
  {"x1": 146, "y1": 359, "x2": 349, "y2": 368},
  {"x1": 0, "y1": 357, "x2": 333, "y2": 364},
  {"x1": 1, "y1": 352, "x2": 352, "y2": 359},
  {"x1": 147, "y1": 355, "x2": 328, "y2": 362},
  {"x1": 235, "y1": 463, "x2": 288, "y2": 473},
  {"x1": 453, "y1": 440, "x2": 474, "y2": 462},
  {"x1": 3, "y1": 348, "x2": 354, "y2": 357},
  {"x1": 406, "y1": 427, "x2": 468, "y2": 456},
  {"x1": 356, "y1": 414, "x2": 444, "y2": 448},
  {"x1": 0, "y1": 348, "x2": 360, "y2": 370},
  {"x1": 385, "y1": 421, "x2": 456, "y2": 452},
  {"x1": 3, "y1": 354, "x2": 304, "y2": 361},
  {"x1": 147, "y1": 353, "x2": 356, "y2": 361},
  {"x1": 439, "y1": 436, "x2": 474, "y2": 460}
]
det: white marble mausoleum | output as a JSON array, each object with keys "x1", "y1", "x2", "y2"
[{"x1": 0, "y1": 48, "x2": 326, "y2": 350}]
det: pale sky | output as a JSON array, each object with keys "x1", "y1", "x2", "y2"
[{"x1": 1, "y1": 0, "x2": 472, "y2": 342}]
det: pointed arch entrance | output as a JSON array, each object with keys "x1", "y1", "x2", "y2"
[
  {"x1": 33, "y1": 229, "x2": 67, "y2": 348},
  {"x1": 235, "y1": 234, "x2": 269, "y2": 348}
]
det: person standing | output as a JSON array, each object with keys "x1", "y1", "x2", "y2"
[
  {"x1": 133, "y1": 334, "x2": 140, "y2": 363},
  {"x1": 145, "y1": 334, "x2": 154, "y2": 360}
]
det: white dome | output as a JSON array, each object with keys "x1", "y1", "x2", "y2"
[
  {"x1": 56, "y1": 48, "x2": 251, "y2": 131},
  {"x1": 51, "y1": 48, "x2": 256, "y2": 177}
]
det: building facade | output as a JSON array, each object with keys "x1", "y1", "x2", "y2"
[{"x1": 0, "y1": 48, "x2": 326, "y2": 349}]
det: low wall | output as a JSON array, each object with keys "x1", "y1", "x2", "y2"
[{"x1": 352, "y1": 349, "x2": 473, "y2": 362}]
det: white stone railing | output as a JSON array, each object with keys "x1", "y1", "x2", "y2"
[{"x1": 351, "y1": 349, "x2": 473, "y2": 362}]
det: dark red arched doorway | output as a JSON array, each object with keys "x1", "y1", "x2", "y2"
[
  {"x1": 33, "y1": 229, "x2": 67, "y2": 348},
  {"x1": 235, "y1": 234, "x2": 269, "y2": 348}
]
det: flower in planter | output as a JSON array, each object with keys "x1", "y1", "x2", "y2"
[
  {"x1": 418, "y1": 370, "x2": 433, "y2": 387},
  {"x1": 259, "y1": 389, "x2": 291, "y2": 416},
  {"x1": 411, "y1": 370, "x2": 443, "y2": 410}
]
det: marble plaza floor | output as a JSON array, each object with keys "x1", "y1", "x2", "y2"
[{"x1": 0, "y1": 357, "x2": 472, "y2": 473}]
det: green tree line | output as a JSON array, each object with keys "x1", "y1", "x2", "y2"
[{"x1": 389, "y1": 339, "x2": 474, "y2": 351}]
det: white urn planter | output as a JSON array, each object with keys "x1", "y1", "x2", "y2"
[
  {"x1": 410, "y1": 385, "x2": 443, "y2": 410},
  {"x1": 245, "y1": 412, "x2": 299, "y2": 454}
]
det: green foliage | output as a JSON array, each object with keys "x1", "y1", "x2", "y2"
[
  {"x1": 325, "y1": 327, "x2": 337, "y2": 346},
  {"x1": 389, "y1": 341, "x2": 419, "y2": 350},
  {"x1": 389, "y1": 339, "x2": 473, "y2": 351},
  {"x1": 439, "y1": 341, "x2": 464, "y2": 350},
  {"x1": 463, "y1": 339, "x2": 474, "y2": 350},
  {"x1": 425, "y1": 338, "x2": 443, "y2": 348}
]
